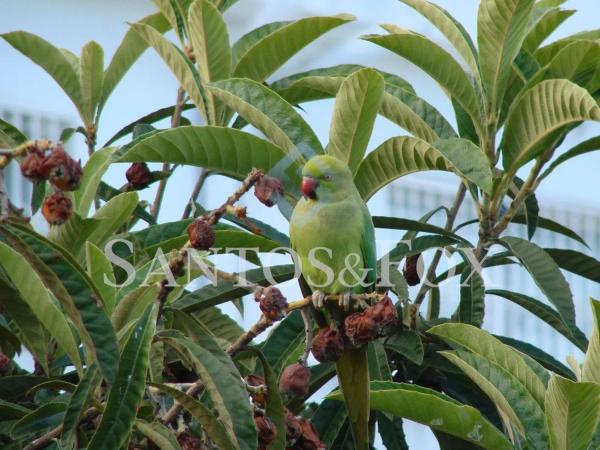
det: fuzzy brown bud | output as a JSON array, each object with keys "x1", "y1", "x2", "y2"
[
  {"x1": 126, "y1": 162, "x2": 152, "y2": 189},
  {"x1": 42, "y1": 192, "x2": 73, "y2": 225},
  {"x1": 365, "y1": 296, "x2": 398, "y2": 331},
  {"x1": 19, "y1": 149, "x2": 46, "y2": 182},
  {"x1": 344, "y1": 312, "x2": 379, "y2": 345},
  {"x1": 279, "y1": 363, "x2": 310, "y2": 397},
  {"x1": 0, "y1": 352, "x2": 11, "y2": 375},
  {"x1": 246, "y1": 374, "x2": 267, "y2": 406},
  {"x1": 187, "y1": 219, "x2": 215, "y2": 250},
  {"x1": 176, "y1": 431, "x2": 201, "y2": 450},
  {"x1": 254, "y1": 175, "x2": 284, "y2": 207},
  {"x1": 41, "y1": 145, "x2": 82, "y2": 191},
  {"x1": 254, "y1": 413, "x2": 277, "y2": 448},
  {"x1": 403, "y1": 253, "x2": 422, "y2": 286},
  {"x1": 255, "y1": 287, "x2": 288, "y2": 321},
  {"x1": 284, "y1": 408, "x2": 302, "y2": 443},
  {"x1": 311, "y1": 327, "x2": 344, "y2": 362},
  {"x1": 295, "y1": 417, "x2": 326, "y2": 450}
]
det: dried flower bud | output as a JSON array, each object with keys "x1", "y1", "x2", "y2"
[
  {"x1": 279, "y1": 363, "x2": 310, "y2": 398},
  {"x1": 42, "y1": 192, "x2": 73, "y2": 225},
  {"x1": 311, "y1": 327, "x2": 344, "y2": 362},
  {"x1": 20, "y1": 149, "x2": 46, "y2": 182},
  {"x1": 403, "y1": 253, "x2": 422, "y2": 286},
  {"x1": 0, "y1": 352, "x2": 11, "y2": 375},
  {"x1": 177, "y1": 431, "x2": 201, "y2": 450},
  {"x1": 284, "y1": 408, "x2": 302, "y2": 443},
  {"x1": 233, "y1": 205, "x2": 247, "y2": 218},
  {"x1": 344, "y1": 312, "x2": 378, "y2": 345},
  {"x1": 41, "y1": 145, "x2": 82, "y2": 191},
  {"x1": 187, "y1": 219, "x2": 215, "y2": 250},
  {"x1": 365, "y1": 296, "x2": 398, "y2": 331},
  {"x1": 254, "y1": 175, "x2": 284, "y2": 207},
  {"x1": 246, "y1": 374, "x2": 267, "y2": 406},
  {"x1": 126, "y1": 162, "x2": 152, "y2": 189},
  {"x1": 254, "y1": 413, "x2": 277, "y2": 448},
  {"x1": 295, "y1": 417, "x2": 326, "y2": 450},
  {"x1": 255, "y1": 287, "x2": 288, "y2": 321}
]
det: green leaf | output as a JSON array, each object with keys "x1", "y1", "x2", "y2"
[
  {"x1": 134, "y1": 420, "x2": 182, "y2": 450},
  {"x1": 545, "y1": 375, "x2": 600, "y2": 450},
  {"x1": 441, "y1": 350, "x2": 550, "y2": 449},
  {"x1": 231, "y1": 21, "x2": 291, "y2": 66},
  {"x1": 378, "y1": 413, "x2": 409, "y2": 450},
  {"x1": 1, "y1": 31, "x2": 84, "y2": 119},
  {"x1": 11, "y1": 402, "x2": 66, "y2": 438},
  {"x1": 545, "y1": 40, "x2": 600, "y2": 91},
  {"x1": 429, "y1": 323, "x2": 547, "y2": 406},
  {"x1": 331, "y1": 381, "x2": 513, "y2": 450},
  {"x1": 99, "y1": 12, "x2": 171, "y2": 114},
  {"x1": 311, "y1": 399, "x2": 348, "y2": 448},
  {"x1": 544, "y1": 248, "x2": 600, "y2": 284},
  {"x1": 0, "y1": 118, "x2": 27, "y2": 148},
  {"x1": 88, "y1": 192, "x2": 138, "y2": 247},
  {"x1": 130, "y1": 22, "x2": 207, "y2": 118},
  {"x1": 61, "y1": 365, "x2": 101, "y2": 450},
  {"x1": 500, "y1": 237, "x2": 577, "y2": 333},
  {"x1": 0, "y1": 242, "x2": 82, "y2": 375},
  {"x1": 118, "y1": 126, "x2": 301, "y2": 195},
  {"x1": 477, "y1": 0, "x2": 535, "y2": 114},
  {"x1": 398, "y1": 0, "x2": 478, "y2": 75},
  {"x1": 363, "y1": 32, "x2": 482, "y2": 139},
  {"x1": 512, "y1": 214, "x2": 589, "y2": 248},
  {"x1": 233, "y1": 14, "x2": 354, "y2": 81},
  {"x1": 207, "y1": 78, "x2": 323, "y2": 159},
  {"x1": 86, "y1": 242, "x2": 117, "y2": 315},
  {"x1": 522, "y1": 7, "x2": 575, "y2": 53},
  {"x1": 261, "y1": 311, "x2": 305, "y2": 375},
  {"x1": 79, "y1": 41, "x2": 104, "y2": 125},
  {"x1": 88, "y1": 303, "x2": 156, "y2": 450},
  {"x1": 150, "y1": 383, "x2": 234, "y2": 450},
  {"x1": 171, "y1": 307, "x2": 243, "y2": 347},
  {"x1": 502, "y1": 79, "x2": 600, "y2": 172},
  {"x1": 582, "y1": 299, "x2": 600, "y2": 384},
  {"x1": 74, "y1": 147, "x2": 115, "y2": 217},
  {"x1": 354, "y1": 136, "x2": 492, "y2": 200},
  {"x1": 454, "y1": 268, "x2": 485, "y2": 326},
  {"x1": 47, "y1": 213, "x2": 99, "y2": 258},
  {"x1": 373, "y1": 216, "x2": 467, "y2": 245},
  {"x1": 540, "y1": 135, "x2": 600, "y2": 181},
  {"x1": 384, "y1": 331, "x2": 424, "y2": 365},
  {"x1": 160, "y1": 331, "x2": 257, "y2": 450},
  {"x1": 328, "y1": 68, "x2": 384, "y2": 173},
  {"x1": 488, "y1": 289, "x2": 587, "y2": 351}
]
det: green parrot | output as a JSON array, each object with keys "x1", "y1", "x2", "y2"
[{"x1": 289, "y1": 154, "x2": 377, "y2": 449}]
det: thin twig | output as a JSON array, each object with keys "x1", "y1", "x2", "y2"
[
  {"x1": 299, "y1": 308, "x2": 313, "y2": 366},
  {"x1": 182, "y1": 168, "x2": 210, "y2": 219},
  {"x1": 23, "y1": 408, "x2": 98, "y2": 450},
  {"x1": 0, "y1": 169, "x2": 8, "y2": 222}
]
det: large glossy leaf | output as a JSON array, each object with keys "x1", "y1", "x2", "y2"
[
  {"x1": 328, "y1": 68, "x2": 384, "y2": 173},
  {"x1": 1, "y1": 31, "x2": 84, "y2": 118},
  {"x1": 88, "y1": 303, "x2": 156, "y2": 450},
  {"x1": 544, "y1": 248, "x2": 600, "y2": 284},
  {"x1": 160, "y1": 331, "x2": 257, "y2": 450},
  {"x1": 502, "y1": 79, "x2": 600, "y2": 172},
  {"x1": 311, "y1": 399, "x2": 348, "y2": 448},
  {"x1": 477, "y1": 0, "x2": 535, "y2": 114},
  {"x1": 88, "y1": 192, "x2": 138, "y2": 248},
  {"x1": 79, "y1": 41, "x2": 104, "y2": 124},
  {"x1": 0, "y1": 242, "x2": 82, "y2": 375},
  {"x1": 135, "y1": 420, "x2": 182, "y2": 450},
  {"x1": 74, "y1": 147, "x2": 115, "y2": 217},
  {"x1": 233, "y1": 14, "x2": 354, "y2": 81},
  {"x1": 118, "y1": 126, "x2": 301, "y2": 194},
  {"x1": 522, "y1": 7, "x2": 574, "y2": 53},
  {"x1": 150, "y1": 383, "x2": 234, "y2": 449},
  {"x1": 398, "y1": 0, "x2": 478, "y2": 74},
  {"x1": 11, "y1": 402, "x2": 66, "y2": 439},
  {"x1": 545, "y1": 375, "x2": 600, "y2": 450},
  {"x1": 429, "y1": 323, "x2": 547, "y2": 406},
  {"x1": 231, "y1": 21, "x2": 290, "y2": 66},
  {"x1": 330, "y1": 381, "x2": 512, "y2": 449},
  {"x1": 512, "y1": 214, "x2": 589, "y2": 248},
  {"x1": 99, "y1": 12, "x2": 171, "y2": 113},
  {"x1": 384, "y1": 331, "x2": 424, "y2": 365},
  {"x1": 363, "y1": 32, "x2": 482, "y2": 138},
  {"x1": 454, "y1": 268, "x2": 484, "y2": 327},
  {"x1": 207, "y1": 78, "x2": 323, "y2": 159},
  {"x1": 488, "y1": 289, "x2": 587, "y2": 351},
  {"x1": 441, "y1": 350, "x2": 550, "y2": 449},
  {"x1": 372, "y1": 216, "x2": 467, "y2": 244},
  {"x1": 130, "y1": 22, "x2": 207, "y2": 118},
  {"x1": 261, "y1": 311, "x2": 305, "y2": 375},
  {"x1": 540, "y1": 135, "x2": 600, "y2": 181},
  {"x1": 354, "y1": 136, "x2": 492, "y2": 200},
  {"x1": 582, "y1": 300, "x2": 600, "y2": 384},
  {"x1": 500, "y1": 237, "x2": 576, "y2": 332},
  {"x1": 171, "y1": 308, "x2": 243, "y2": 348},
  {"x1": 86, "y1": 242, "x2": 117, "y2": 315},
  {"x1": 545, "y1": 40, "x2": 600, "y2": 91}
]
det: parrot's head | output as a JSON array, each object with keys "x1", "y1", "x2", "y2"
[{"x1": 300, "y1": 155, "x2": 354, "y2": 202}]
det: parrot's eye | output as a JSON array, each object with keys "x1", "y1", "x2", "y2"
[{"x1": 323, "y1": 174, "x2": 333, "y2": 181}]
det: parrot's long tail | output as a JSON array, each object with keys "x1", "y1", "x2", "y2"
[{"x1": 335, "y1": 346, "x2": 370, "y2": 449}]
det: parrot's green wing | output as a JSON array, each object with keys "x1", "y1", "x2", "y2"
[{"x1": 360, "y1": 203, "x2": 377, "y2": 290}]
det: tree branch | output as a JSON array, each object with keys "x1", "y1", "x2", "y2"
[{"x1": 182, "y1": 168, "x2": 210, "y2": 219}]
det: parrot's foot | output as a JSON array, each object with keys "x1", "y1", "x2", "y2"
[
  {"x1": 312, "y1": 290, "x2": 326, "y2": 308},
  {"x1": 339, "y1": 291, "x2": 353, "y2": 311},
  {"x1": 356, "y1": 298, "x2": 370, "y2": 310}
]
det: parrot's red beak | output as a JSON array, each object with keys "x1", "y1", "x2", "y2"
[{"x1": 301, "y1": 176, "x2": 318, "y2": 200}]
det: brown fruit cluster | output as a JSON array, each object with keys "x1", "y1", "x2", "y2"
[
  {"x1": 0, "y1": 352, "x2": 11, "y2": 376},
  {"x1": 279, "y1": 363, "x2": 310, "y2": 398},
  {"x1": 187, "y1": 219, "x2": 215, "y2": 250},
  {"x1": 40, "y1": 144, "x2": 82, "y2": 191},
  {"x1": 125, "y1": 162, "x2": 152, "y2": 190},
  {"x1": 176, "y1": 431, "x2": 202, "y2": 450},
  {"x1": 19, "y1": 146, "x2": 47, "y2": 182},
  {"x1": 254, "y1": 174, "x2": 284, "y2": 207},
  {"x1": 403, "y1": 253, "x2": 422, "y2": 286},
  {"x1": 311, "y1": 327, "x2": 344, "y2": 363},
  {"x1": 254, "y1": 286, "x2": 288, "y2": 321},
  {"x1": 41, "y1": 192, "x2": 73, "y2": 225},
  {"x1": 344, "y1": 296, "x2": 398, "y2": 346},
  {"x1": 254, "y1": 412, "x2": 277, "y2": 448},
  {"x1": 285, "y1": 408, "x2": 325, "y2": 450}
]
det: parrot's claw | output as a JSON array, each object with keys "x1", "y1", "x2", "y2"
[
  {"x1": 357, "y1": 298, "x2": 369, "y2": 310},
  {"x1": 312, "y1": 290, "x2": 326, "y2": 309},
  {"x1": 339, "y1": 291, "x2": 352, "y2": 311}
]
